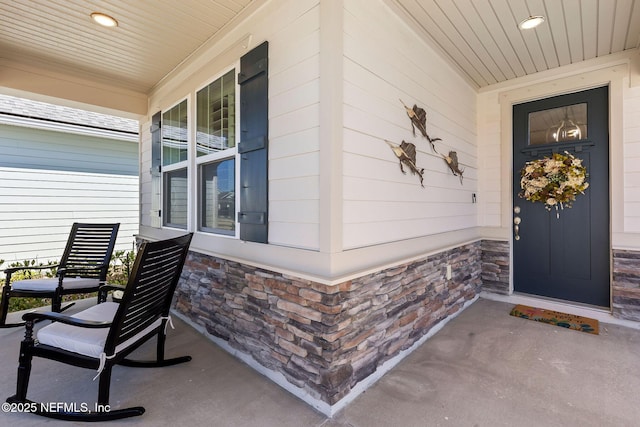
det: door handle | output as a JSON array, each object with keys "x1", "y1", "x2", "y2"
[{"x1": 514, "y1": 206, "x2": 521, "y2": 241}]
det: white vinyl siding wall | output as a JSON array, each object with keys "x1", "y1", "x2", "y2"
[
  {"x1": 0, "y1": 124, "x2": 138, "y2": 265},
  {"x1": 476, "y1": 91, "x2": 502, "y2": 229},
  {"x1": 268, "y1": 1, "x2": 321, "y2": 250},
  {"x1": 623, "y1": 84, "x2": 640, "y2": 234},
  {"x1": 341, "y1": 0, "x2": 478, "y2": 249}
]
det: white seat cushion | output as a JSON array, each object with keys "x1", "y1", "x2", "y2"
[
  {"x1": 37, "y1": 302, "x2": 119, "y2": 358},
  {"x1": 37, "y1": 302, "x2": 164, "y2": 359},
  {"x1": 11, "y1": 277, "x2": 101, "y2": 291}
]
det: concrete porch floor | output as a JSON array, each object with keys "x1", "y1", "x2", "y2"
[{"x1": 1, "y1": 297, "x2": 639, "y2": 426}]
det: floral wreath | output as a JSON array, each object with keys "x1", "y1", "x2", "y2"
[{"x1": 519, "y1": 151, "x2": 589, "y2": 216}]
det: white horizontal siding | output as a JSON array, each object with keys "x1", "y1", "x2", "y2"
[
  {"x1": 0, "y1": 123, "x2": 138, "y2": 267},
  {"x1": 0, "y1": 167, "x2": 139, "y2": 264},
  {"x1": 341, "y1": 0, "x2": 477, "y2": 249},
  {"x1": 344, "y1": 215, "x2": 474, "y2": 248},
  {"x1": 268, "y1": 1, "x2": 321, "y2": 250},
  {"x1": 623, "y1": 85, "x2": 640, "y2": 233},
  {"x1": 477, "y1": 91, "x2": 502, "y2": 228}
]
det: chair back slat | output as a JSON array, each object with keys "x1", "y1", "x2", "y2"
[
  {"x1": 105, "y1": 234, "x2": 192, "y2": 350},
  {"x1": 59, "y1": 223, "x2": 120, "y2": 280}
]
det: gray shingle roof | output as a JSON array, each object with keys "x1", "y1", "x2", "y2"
[{"x1": 0, "y1": 94, "x2": 138, "y2": 134}]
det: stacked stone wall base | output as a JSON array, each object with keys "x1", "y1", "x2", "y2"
[{"x1": 175, "y1": 241, "x2": 483, "y2": 407}]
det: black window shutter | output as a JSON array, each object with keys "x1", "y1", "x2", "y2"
[{"x1": 238, "y1": 41, "x2": 268, "y2": 243}]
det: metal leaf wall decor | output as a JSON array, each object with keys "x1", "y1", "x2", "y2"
[{"x1": 384, "y1": 140, "x2": 425, "y2": 187}]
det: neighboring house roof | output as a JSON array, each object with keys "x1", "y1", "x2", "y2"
[{"x1": 0, "y1": 94, "x2": 139, "y2": 142}]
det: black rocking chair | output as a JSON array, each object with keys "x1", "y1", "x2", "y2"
[
  {"x1": 0, "y1": 223, "x2": 120, "y2": 327},
  {"x1": 6, "y1": 233, "x2": 193, "y2": 422}
]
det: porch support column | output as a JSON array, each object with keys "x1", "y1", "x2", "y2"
[{"x1": 319, "y1": 0, "x2": 344, "y2": 260}]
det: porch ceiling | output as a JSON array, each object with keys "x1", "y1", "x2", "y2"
[
  {"x1": 0, "y1": 0, "x2": 255, "y2": 95},
  {"x1": 391, "y1": 0, "x2": 640, "y2": 88},
  {"x1": 0, "y1": 0, "x2": 638, "y2": 109}
]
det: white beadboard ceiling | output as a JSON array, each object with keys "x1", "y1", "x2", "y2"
[
  {"x1": 391, "y1": 0, "x2": 640, "y2": 87},
  {"x1": 0, "y1": 0, "x2": 255, "y2": 94},
  {"x1": 0, "y1": 0, "x2": 639, "y2": 96}
]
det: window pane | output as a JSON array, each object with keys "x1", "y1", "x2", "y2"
[
  {"x1": 528, "y1": 103, "x2": 587, "y2": 145},
  {"x1": 164, "y1": 168, "x2": 187, "y2": 228},
  {"x1": 196, "y1": 69, "x2": 236, "y2": 156},
  {"x1": 200, "y1": 158, "x2": 235, "y2": 234},
  {"x1": 162, "y1": 100, "x2": 188, "y2": 165}
]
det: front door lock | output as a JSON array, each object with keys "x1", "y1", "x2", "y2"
[{"x1": 514, "y1": 206, "x2": 521, "y2": 241}]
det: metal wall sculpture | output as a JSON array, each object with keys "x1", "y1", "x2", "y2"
[
  {"x1": 384, "y1": 140, "x2": 425, "y2": 187},
  {"x1": 387, "y1": 100, "x2": 464, "y2": 185},
  {"x1": 443, "y1": 151, "x2": 464, "y2": 184},
  {"x1": 400, "y1": 100, "x2": 441, "y2": 153}
]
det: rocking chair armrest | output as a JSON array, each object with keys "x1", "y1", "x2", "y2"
[
  {"x1": 22, "y1": 311, "x2": 112, "y2": 328},
  {"x1": 97, "y1": 283, "x2": 126, "y2": 303},
  {"x1": 3, "y1": 264, "x2": 60, "y2": 274}
]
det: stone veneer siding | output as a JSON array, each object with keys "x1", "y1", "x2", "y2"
[
  {"x1": 480, "y1": 240, "x2": 510, "y2": 295},
  {"x1": 612, "y1": 249, "x2": 640, "y2": 321},
  {"x1": 174, "y1": 241, "x2": 482, "y2": 406}
]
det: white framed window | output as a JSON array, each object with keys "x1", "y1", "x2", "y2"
[
  {"x1": 155, "y1": 43, "x2": 267, "y2": 242},
  {"x1": 162, "y1": 99, "x2": 188, "y2": 229},
  {"x1": 196, "y1": 67, "x2": 239, "y2": 236}
]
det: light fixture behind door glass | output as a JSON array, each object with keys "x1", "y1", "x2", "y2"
[{"x1": 528, "y1": 103, "x2": 587, "y2": 145}]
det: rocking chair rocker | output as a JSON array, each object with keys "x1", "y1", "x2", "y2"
[
  {"x1": 0, "y1": 222, "x2": 120, "y2": 327},
  {"x1": 6, "y1": 233, "x2": 193, "y2": 421}
]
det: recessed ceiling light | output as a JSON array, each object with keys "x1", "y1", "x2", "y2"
[
  {"x1": 91, "y1": 12, "x2": 118, "y2": 28},
  {"x1": 519, "y1": 15, "x2": 545, "y2": 30}
]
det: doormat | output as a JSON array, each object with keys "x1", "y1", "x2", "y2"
[{"x1": 509, "y1": 304, "x2": 599, "y2": 335}]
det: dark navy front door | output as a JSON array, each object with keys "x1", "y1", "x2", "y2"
[{"x1": 512, "y1": 86, "x2": 610, "y2": 308}]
